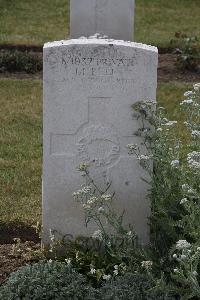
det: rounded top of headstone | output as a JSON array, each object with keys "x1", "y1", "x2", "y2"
[{"x1": 44, "y1": 38, "x2": 158, "y2": 53}]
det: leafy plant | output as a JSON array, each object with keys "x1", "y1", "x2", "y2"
[
  {"x1": 170, "y1": 32, "x2": 200, "y2": 72},
  {"x1": 170, "y1": 241, "x2": 200, "y2": 300},
  {"x1": 0, "y1": 50, "x2": 42, "y2": 73},
  {"x1": 128, "y1": 84, "x2": 200, "y2": 298},
  {"x1": 48, "y1": 166, "x2": 145, "y2": 286},
  {"x1": 100, "y1": 272, "x2": 175, "y2": 300},
  {"x1": 0, "y1": 261, "x2": 96, "y2": 300}
]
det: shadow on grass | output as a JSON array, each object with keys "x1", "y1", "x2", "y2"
[{"x1": 0, "y1": 221, "x2": 40, "y2": 244}]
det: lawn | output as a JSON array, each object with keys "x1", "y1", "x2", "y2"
[
  {"x1": 0, "y1": 79, "x2": 42, "y2": 225},
  {"x1": 0, "y1": 0, "x2": 199, "y2": 47},
  {"x1": 0, "y1": 78, "x2": 191, "y2": 225}
]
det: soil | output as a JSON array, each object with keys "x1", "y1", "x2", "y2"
[
  {"x1": 0, "y1": 53, "x2": 199, "y2": 82},
  {"x1": 0, "y1": 223, "x2": 40, "y2": 285},
  {"x1": 0, "y1": 49, "x2": 199, "y2": 287},
  {"x1": 158, "y1": 53, "x2": 200, "y2": 82}
]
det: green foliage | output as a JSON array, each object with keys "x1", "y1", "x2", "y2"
[
  {"x1": 170, "y1": 242, "x2": 200, "y2": 300},
  {"x1": 49, "y1": 166, "x2": 144, "y2": 286},
  {"x1": 131, "y1": 84, "x2": 199, "y2": 257},
  {"x1": 171, "y1": 33, "x2": 200, "y2": 72},
  {"x1": 48, "y1": 235, "x2": 135, "y2": 286},
  {"x1": 129, "y1": 84, "x2": 200, "y2": 299},
  {"x1": 0, "y1": 50, "x2": 42, "y2": 73},
  {"x1": 99, "y1": 273, "x2": 175, "y2": 300},
  {"x1": 0, "y1": 261, "x2": 96, "y2": 300}
]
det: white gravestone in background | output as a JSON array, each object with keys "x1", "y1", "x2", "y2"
[
  {"x1": 70, "y1": 0, "x2": 135, "y2": 41},
  {"x1": 43, "y1": 38, "x2": 158, "y2": 244}
]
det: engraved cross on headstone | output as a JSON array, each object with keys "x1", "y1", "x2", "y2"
[
  {"x1": 50, "y1": 96, "x2": 134, "y2": 183},
  {"x1": 70, "y1": 0, "x2": 135, "y2": 41}
]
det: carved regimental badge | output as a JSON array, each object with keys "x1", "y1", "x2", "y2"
[{"x1": 76, "y1": 124, "x2": 120, "y2": 168}]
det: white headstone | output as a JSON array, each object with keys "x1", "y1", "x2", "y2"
[
  {"x1": 43, "y1": 38, "x2": 158, "y2": 245},
  {"x1": 70, "y1": 0, "x2": 135, "y2": 41}
]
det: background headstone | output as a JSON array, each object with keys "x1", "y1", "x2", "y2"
[
  {"x1": 43, "y1": 38, "x2": 158, "y2": 245},
  {"x1": 70, "y1": 0, "x2": 135, "y2": 41}
]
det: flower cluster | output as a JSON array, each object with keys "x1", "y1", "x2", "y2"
[
  {"x1": 171, "y1": 241, "x2": 200, "y2": 297},
  {"x1": 170, "y1": 160, "x2": 179, "y2": 168},
  {"x1": 175, "y1": 240, "x2": 191, "y2": 250},
  {"x1": 141, "y1": 260, "x2": 153, "y2": 270},
  {"x1": 187, "y1": 151, "x2": 200, "y2": 170},
  {"x1": 92, "y1": 230, "x2": 103, "y2": 241}
]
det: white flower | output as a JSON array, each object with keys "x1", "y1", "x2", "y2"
[
  {"x1": 176, "y1": 240, "x2": 191, "y2": 250},
  {"x1": 114, "y1": 265, "x2": 119, "y2": 269},
  {"x1": 171, "y1": 160, "x2": 179, "y2": 168},
  {"x1": 173, "y1": 254, "x2": 177, "y2": 259},
  {"x1": 73, "y1": 186, "x2": 91, "y2": 197},
  {"x1": 180, "y1": 255, "x2": 187, "y2": 260},
  {"x1": 49, "y1": 229, "x2": 55, "y2": 242},
  {"x1": 197, "y1": 247, "x2": 200, "y2": 251},
  {"x1": 92, "y1": 230, "x2": 103, "y2": 241},
  {"x1": 103, "y1": 274, "x2": 111, "y2": 281},
  {"x1": 48, "y1": 259, "x2": 53, "y2": 263},
  {"x1": 113, "y1": 270, "x2": 118, "y2": 275},
  {"x1": 187, "y1": 151, "x2": 200, "y2": 169},
  {"x1": 188, "y1": 188, "x2": 195, "y2": 194},
  {"x1": 141, "y1": 261, "x2": 153, "y2": 269},
  {"x1": 88, "y1": 196, "x2": 98, "y2": 205},
  {"x1": 120, "y1": 263, "x2": 127, "y2": 272},
  {"x1": 138, "y1": 155, "x2": 151, "y2": 160},
  {"x1": 65, "y1": 258, "x2": 72, "y2": 265},
  {"x1": 127, "y1": 231, "x2": 132, "y2": 236},
  {"x1": 127, "y1": 144, "x2": 138, "y2": 152},
  {"x1": 101, "y1": 194, "x2": 112, "y2": 201},
  {"x1": 83, "y1": 204, "x2": 91, "y2": 209},
  {"x1": 98, "y1": 207, "x2": 105, "y2": 213},
  {"x1": 163, "y1": 121, "x2": 177, "y2": 126},
  {"x1": 184, "y1": 91, "x2": 193, "y2": 97},
  {"x1": 162, "y1": 118, "x2": 168, "y2": 123},
  {"x1": 180, "y1": 198, "x2": 188, "y2": 204},
  {"x1": 180, "y1": 99, "x2": 193, "y2": 105},
  {"x1": 174, "y1": 268, "x2": 179, "y2": 273},
  {"x1": 188, "y1": 161, "x2": 200, "y2": 170},
  {"x1": 157, "y1": 127, "x2": 162, "y2": 132},
  {"x1": 78, "y1": 162, "x2": 90, "y2": 171},
  {"x1": 82, "y1": 186, "x2": 91, "y2": 193},
  {"x1": 182, "y1": 184, "x2": 190, "y2": 192},
  {"x1": 90, "y1": 268, "x2": 96, "y2": 274},
  {"x1": 193, "y1": 83, "x2": 200, "y2": 91},
  {"x1": 191, "y1": 130, "x2": 200, "y2": 138},
  {"x1": 193, "y1": 271, "x2": 198, "y2": 276}
]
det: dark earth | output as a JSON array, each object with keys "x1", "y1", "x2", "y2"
[
  {"x1": 0, "y1": 49, "x2": 200, "y2": 286},
  {"x1": 0, "y1": 53, "x2": 200, "y2": 82}
]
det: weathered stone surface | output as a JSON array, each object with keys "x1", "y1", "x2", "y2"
[
  {"x1": 70, "y1": 0, "x2": 135, "y2": 41},
  {"x1": 43, "y1": 38, "x2": 158, "y2": 245}
]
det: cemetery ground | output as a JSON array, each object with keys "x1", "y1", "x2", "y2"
[{"x1": 0, "y1": 77, "x2": 199, "y2": 285}]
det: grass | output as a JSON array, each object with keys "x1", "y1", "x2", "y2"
[
  {"x1": 0, "y1": 0, "x2": 70, "y2": 46},
  {"x1": 135, "y1": 0, "x2": 200, "y2": 47},
  {"x1": 0, "y1": 79, "x2": 191, "y2": 225},
  {"x1": 0, "y1": 0, "x2": 199, "y2": 47},
  {"x1": 0, "y1": 79, "x2": 42, "y2": 225}
]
